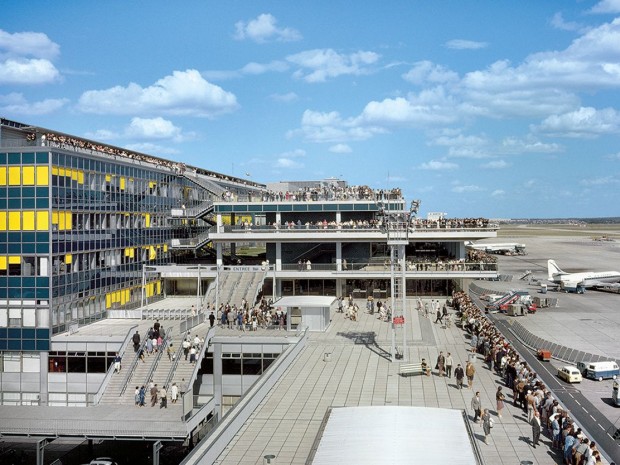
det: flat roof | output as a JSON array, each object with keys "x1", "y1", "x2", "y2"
[
  {"x1": 272, "y1": 296, "x2": 336, "y2": 308},
  {"x1": 310, "y1": 406, "x2": 477, "y2": 465}
]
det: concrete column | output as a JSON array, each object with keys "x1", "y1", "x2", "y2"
[
  {"x1": 336, "y1": 212, "x2": 341, "y2": 223},
  {"x1": 275, "y1": 212, "x2": 281, "y2": 226},
  {"x1": 275, "y1": 242, "x2": 282, "y2": 271},
  {"x1": 213, "y1": 342, "x2": 223, "y2": 419},
  {"x1": 336, "y1": 242, "x2": 342, "y2": 271},
  {"x1": 39, "y1": 351, "x2": 48, "y2": 406},
  {"x1": 217, "y1": 213, "x2": 223, "y2": 231},
  {"x1": 216, "y1": 243, "x2": 223, "y2": 267}
]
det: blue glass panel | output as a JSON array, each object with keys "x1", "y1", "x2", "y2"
[
  {"x1": 0, "y1": 153, "x2": 6, "y2": 163},
  {"x1": 308, "y1": 204, "x2": 323, "y2": 211},
  {"x1": 8, "y1": 277, "x2": 21, "y2": 287},
  {"x1": 8, "y1": 152, "x2": 20, "y2": 164},
  {"x1": 36, "y1": 187, "x2": 49, "y2": 197},
  {"x1": 7, "y1": 328, "x2": 21, "y2": 339},
  {"x1": 22, "y1": 328, "x2": 35, "y2": 338},
  {"x1": 22, "y1": 277, "x2": 36, "y2": 288},
  {"x1": 35, "y1": 152, "x2": 49, "y2": 163},
  {"x1": 36, "y1": 277, "x2": 50, "y2": 287},
  {"x1": 36, "y1": 328, "x2": 50, "y2": 339},
  {"x1": 22, "y1": 243, "x2": 35, "y2": 253},
  {"x1": 279, "y1": 204, "x2": 292, "y2": 211},
  {"x1": 0, "y1": 289, "x2": 6, "y2": 298},
  {"x1": 8, "y1": 339, "x2": 21, "y2": 350},
  {"x1": 22, "y1": 339, "x2": 36, "y2": 350},
  {"x1": 263, "y1": 205, "x2": 277, "y2": 212},
  {"x1": 0, "y1": 339, "x2": 7, "y2": 351},
  {"x1": 36, "y1": 339, "x2": 50, "y2": 350},
  {"x1": 22, "y1": 153, "x2": 35, "y2": 164},
  {"x1": 7, "y1": 287, "x2": 21, "y2": 298},
  {"x1": 8, "y1": 198, "x2": 20, "y2": 208},
  {"x1": 0, "y1": 328, "x2": 6, "y2": 338},
  {"x1": 36, "y1": 287, "x2": 49, "y2": 298},
  {"x1": 36, "y1": 243, "x2": 49, "y2": 253},
  {"x1": 293, "y1": 205, "x2": 308, "y2": 212},
  {"x1": 36, "y1": 198, "x2": 49, "y2": 208},
  {"x1": 22, "y1": 187, "x2": 36, "y2": 198}
]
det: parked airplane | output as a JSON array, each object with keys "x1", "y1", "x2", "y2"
[
  {"x1": 465, "y1": 241, "x2": 526, "y2": 255},
  {"x1": 547, "y1": 259, "x2": 620, "y2": 292}
]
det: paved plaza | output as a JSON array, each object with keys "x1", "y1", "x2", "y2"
[{"x1": 214, "y1": 303, "x2": 565, "y2": 465}]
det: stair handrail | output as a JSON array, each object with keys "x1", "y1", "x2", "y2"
[
  {"x1": 163, "y1": 333, "x2": 188, "y2": 389},
  {"x1": 185, "y1": 326, "x2": 216, "y2": 403},
  {"x1": 119, "y1": 328, "x2": 149, "y2": 397},
  {"x1": 142, "y1": 332, "x2": 172, "y2": 387},
  {"x1": 93, "y1": 324, "x2": 138, "y2": 404}
]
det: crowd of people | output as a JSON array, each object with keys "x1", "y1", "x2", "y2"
[
  {"x1": 216, "y1": 297, "x2": 286, "y2": 331},
  {"x1": 35, "y1": 131, "x2": 257, "y2": 188},
  {"x1": 453, "y1": 291, "x2": 607, "y2": 464},
  {"x1": 254, "y1": 185, "x2": 403, "y2": 203}
]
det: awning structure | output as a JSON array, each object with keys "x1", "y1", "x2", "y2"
[
  {"x1": 272, "y1": 296, "x2": 336, "y2": 308},
  {"x1": 309, "y1": 406, "x2": 479, "y2": 465}
]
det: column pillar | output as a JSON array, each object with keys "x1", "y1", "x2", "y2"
[
  {"x1": 216, "y1": 243, "x2": 223, "y2": 267},
  {"x1": 275, "y1": 242, "x2": 282, "y2": 271},
  {"x1": 336, "y1": 242, "x2": 342, "y2": 271}
]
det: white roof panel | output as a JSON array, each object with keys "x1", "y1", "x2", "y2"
[
  {"x1": 272, "y1": 296, "x2": 336, "y2": 308},
  {"x1": 311, "y1": 406, "x2": 477, "y2": 465}
]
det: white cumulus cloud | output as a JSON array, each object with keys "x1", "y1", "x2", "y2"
[
  {"x1": 0, "y1": 29, "x2": 60, "y2": 60},
  {"x1": 481, "y1": 160, "x2": 511, "y2": 169},
  {"x1": 234, "y1": 13, "x2": 301, "y2": 43},
  {"x1": 491, "y1": 189, "x2": 506, "y2": 197},
  {"x1": 590, "y1": 0, "x2": 620, "y2": 14},
  {"x1": 329, "y1": 143, "x2": 352, "y2": 153},
  {"x1": 452, "y1": 184, "x2": 484, "y2": 193},
  {"x1": 402, "y1": 61, "x2": 459, "y2": 85},
  {"x1": 77, "y1": 69, "x2": 238, "y2": 117},
  {"x1": 535, "y1": 106, "x2": 620, "y2": 137},
  {"x1": 445, "y1": 39, "x2": 488, "y2": 50},
  {"x1": 125, "y1": 117, "x2": 183, "y2": 140},
  {"x1": 287, "y1": 48, "x2": 379, "y2": 83},
  {"x1": 0, "y1": 29, "x2": 61, "y2": 85},
  {"x1": 419, "y1": 160, "x2": 459, "y2": 170},
  {"x1": 0, "y1": 58, "x2": 60, "y2": 85},
  {"x1": 0, "y1": 92, "x2": 67, "y2": 114}
]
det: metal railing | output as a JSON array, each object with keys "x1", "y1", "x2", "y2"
[
  {"x1": 141, "y1": 333, "x2": 172, "y2": 388},
  {"x1": 93, "y1": 324, "x2": 138, "y2": 404},
  {"x1": 119, "y1": 336, "x2": 149, "y2": 397},
  {"x1": 180, "y1": 328, "x2": 308, "y2": 465},
  {"x1": 280, "y1": 261, "x2": 498, "y2": 272},
  {"x1": 215, "y1": 224, "x2": 498, "y2": 233}
]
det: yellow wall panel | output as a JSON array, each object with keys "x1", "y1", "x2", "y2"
[
  {"x1": 77, "y1": 171, "x2": 84, "y2": 184},
  {"x1": 120, "y1": 177, "x2": 126, "y2": 190},
  {"x1": 22, "y1": 211, "x2": 35, "y2": 230},
  {"x1": 36, "y1": 166, "x2": 49, "y2": 186},
  {"x1": 145, "y1": 213, "x2": 151, "y2": 228},
  {"x1": 105, "y1": 174, "x2": 111, "y2": 182},
  {"x1": 52, "y1": 211, "x2": 59, "y2": 225},
  {"x1": 65, "y1": 254, "x2": 72, "y2": 264},
  {"x1": 22, "y1": 166, "x2": 35, "y2": 185},
  {"x1": 36, "y1": 211, "x2": 49, "y2": 230},
  {"x1": 0, "y1": 166, "x2": 6, "y2": 186},
  {"x1": 8, "y1": 167, "x2": 21, "y2": 185},
  {"x1": 9, "y1": 256, "x2": 21, "y2": 264},
  {"x1": 106, "y1": 294, "x2": 111, "y2": 309},
  {"x1": 52, "y1": 166, "x2": 59, "y2": 176},
  {"x1": 0, "y1": 211, "x2": 6, "y2": 231},
  {"x1": 58, "y1": 212, "x2": 65, "y2": 230},
  {"x1": 58, "y1": 167, "x2": 66, "y2": 177},
  {"x1": 163, "y1": 244, "x2": 168, "y2": 252},
  {"x1": 65, "y1": 212, "x2": 72, "y2": 230},
  {"x1": 8, "y1": 211, "x2": 20, "y2": 230},
  {"x1": 71, "y1": 170, "x2": 78, "y2": 181},
  {"x1": 0, "y1": 257, "x2": 6, "y2": 270}
]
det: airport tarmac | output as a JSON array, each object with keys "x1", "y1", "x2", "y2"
[{"x1": 472, "y1": 233, "x2": 620, "y2": 433}]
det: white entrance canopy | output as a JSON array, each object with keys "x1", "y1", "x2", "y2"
[
  {"x1": 272, "y1": 296, "x2": 336, "y2": 332},
  {"x1": 310, "y1": 406, "x2": 479, "y2": 465}
]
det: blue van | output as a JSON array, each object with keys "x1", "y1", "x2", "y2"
[{"x1": 585, "y1": 361, "x2": 619, "y2": 381}]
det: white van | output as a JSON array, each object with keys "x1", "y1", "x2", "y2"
[
  {"x1": 557, "y1": 366, "x2": 582, "y2": 383},
  {"x1": 584, "y1": 361, "x2": 619, "y2": 381}
]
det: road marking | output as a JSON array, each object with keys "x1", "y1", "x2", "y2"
[{"x1": 574, "y1": 399, "x2": 580, "y2": 405}]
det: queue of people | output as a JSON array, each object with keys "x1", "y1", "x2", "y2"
[{"x1": 453, "y1": 291, "x2": 606, "y2": 463}]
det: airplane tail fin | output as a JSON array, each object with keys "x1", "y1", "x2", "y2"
[{"x1": 547, "y1": 259, "x2": 564, "y2": 280}]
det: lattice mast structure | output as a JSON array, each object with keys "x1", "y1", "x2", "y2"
[{"x1": 381, "y1": 200, "x2": 420, "y2": 363}]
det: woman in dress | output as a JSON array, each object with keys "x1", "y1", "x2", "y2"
[{"x1": 496, "y1": 386, "x2": 505, "y2": 418}]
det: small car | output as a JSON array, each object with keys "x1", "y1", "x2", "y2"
[{"x1": 557, "y1": 366, "x2": 582, "y2": 383}]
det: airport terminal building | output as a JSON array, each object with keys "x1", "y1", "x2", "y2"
[{"x1": 0, "y1": 117, "x2": 499, "y2": 462}]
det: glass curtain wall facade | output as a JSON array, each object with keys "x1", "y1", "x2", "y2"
[{"x1": 0, "y1": 148, "x2": 210, "y2": 350}]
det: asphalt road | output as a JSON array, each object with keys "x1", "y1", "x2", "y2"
[{"x1": 490, "y1": 314, "x2": 620, "y2": 464}]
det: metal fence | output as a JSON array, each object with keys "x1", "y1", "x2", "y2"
[{"x1": 507, "y1": 321, "x2": 618, "y2": 366}]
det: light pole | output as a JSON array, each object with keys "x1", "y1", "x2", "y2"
[{"x1": 380, "y1": 199, "x2": 420, "y2": 362}]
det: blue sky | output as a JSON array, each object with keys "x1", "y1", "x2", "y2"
[{"x1": 2, "y1": 1, "x2": 620, "y2": 218}]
